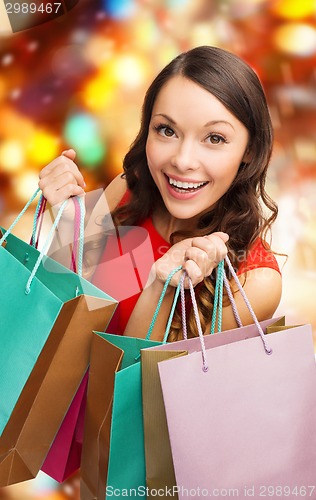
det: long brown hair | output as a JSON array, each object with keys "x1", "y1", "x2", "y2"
[{"x1": 111, "y1": 46, "x2": 278, "y2": 340}]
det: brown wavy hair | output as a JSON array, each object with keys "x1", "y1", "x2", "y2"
[{"x1": 110, "y1": 46, "x2": 277, "y2": 340}]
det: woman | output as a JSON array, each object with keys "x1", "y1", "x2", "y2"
[{"x1": 38, "y1": 45, "x2": 282, "y2": 341}]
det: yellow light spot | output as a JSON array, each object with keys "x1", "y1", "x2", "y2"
[
  {"x1": 26, "y1": 131, "x2": 60, "y2": 166},
  {"x1": 82, "y1": 73, "x2": 117, "y2": 112},
  {"x1": 272, "y1": 0, "x2": 316, "y2": 19}
]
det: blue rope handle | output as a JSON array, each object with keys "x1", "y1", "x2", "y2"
[
  {"x1": 25, "y1": 199, "x2": 68, "y2": 294},
  {"x1": 0, "y1": 188, "x2": 41, "y2": 247},
  {"x1": 1, "y1": 188, "x2": 85, "y2": 292},
  {"x1": 145, "y1": 265, "x2": 182, "y2": 342},
  {"x1": 210, "y1": 260, "x2": 224, "y2": 334},
  {"x1": 30, "y1": 193, "x2": 45, "y2": 247},
  {"x1": 77, "y1": 196, "x2": 85, "y2": 277}
]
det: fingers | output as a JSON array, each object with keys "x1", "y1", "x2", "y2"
[
  {"x1": 38, "y1": 150, "x2": 85, "y2": 206},
  {"x1": 183, "y1": 233, "x2": 229, "y2": 286}
]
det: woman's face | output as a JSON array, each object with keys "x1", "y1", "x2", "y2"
[{"x1": 146, "y1": 75, "x2": 250, "y2": 223}]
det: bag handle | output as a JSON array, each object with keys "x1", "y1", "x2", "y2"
[
  {"x1": 30, "y1": 194, "x2": 47, "y2": 248},
  {"x1": 0, "y1": 189, "x2": 85, "y2": 292},
  {"x1": 181, "y1": 260, "x2": 225, "y2": 341},
  {"x1": 31, "y1": 195, "x2": 83, "y2": 275},
  {"x1": 145, "y1": 265, "x2": 182, "y2": 343},
  {"x1": 223, "y1": 256, "x2": 272, "y2": 355},
  {"x1": 182, "y1": 256, "x2": 273, "y2": 372}
]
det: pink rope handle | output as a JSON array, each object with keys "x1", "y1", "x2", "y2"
[
  {"x1": 30, "y1": 196, "x2": 47, "y2": 248},
  {"x1": 223, "y1": 272, "x2": 243, "y2": 328},
  {"x1": 224, "y1": 256, "x2": 272, "y2": 355},
  {"x1": 180, "y1": 272, "x2": 188, "y2": 340},
  {"x1": 70, "y1": 197, "x2": 81, "y2": 273},
  {"x1": 180, "y1": 271, "x2": 208, "y2": 371}
]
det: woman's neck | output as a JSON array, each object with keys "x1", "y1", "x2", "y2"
[{"x1": 152, "y1": 206, "x2": 199, "y2": 241}]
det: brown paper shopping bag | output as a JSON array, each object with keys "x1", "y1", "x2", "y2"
[{"x1": 0, "y1": 191, "x2": 117, "y2": 486}]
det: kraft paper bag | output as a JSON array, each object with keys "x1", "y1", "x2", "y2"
[
  {"x1": 80, "y1": 266, "x2": 182, "y2": 500},
  {"x1": 0, "y1": 228, "x2": 117, "y2": 486},
  {"x1": 80, "y1": 333, "x2": 161, "y2": 500}
]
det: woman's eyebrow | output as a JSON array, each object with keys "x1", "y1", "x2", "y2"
[
  {"x1": 204, "y1": 120, "x2": 235, "y2": 131},
  {"x1": 152, "y1": 113, "x2": 176, "y2": 124}
]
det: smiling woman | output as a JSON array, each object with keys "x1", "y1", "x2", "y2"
[
  {"x1": 146, "y1": 76, "x2": 249, "y2": 226},
  {"x1": 37, "y1": 45, "x2": 282, "y2": 342}
]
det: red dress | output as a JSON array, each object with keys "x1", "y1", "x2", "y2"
[{"x1": 92, "y1": 206, "x2": 280, "y2": 335}]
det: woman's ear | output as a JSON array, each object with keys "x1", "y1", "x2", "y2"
[{"x1": 242, "y1": 146, "x2": 252, "y2": 164}]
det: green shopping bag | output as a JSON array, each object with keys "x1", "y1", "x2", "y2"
[
  {"x1": 80, "y1": 267, "x2": 182, "y2": 500},
  {"x1": 0, "y1": 190, "x2": 117, "y2": 486}
]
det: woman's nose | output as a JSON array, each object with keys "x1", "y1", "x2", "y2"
[{"x1": 171, "y1": 139, "x2": 200, "y2": 172}]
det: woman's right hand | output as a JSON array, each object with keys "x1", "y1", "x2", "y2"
[
  {"x1": 38, "y1": 149, "x2": 85, "y2": 206},
  {"x1": 152, "y1": 232, "x2": 229, "y2": 289}
]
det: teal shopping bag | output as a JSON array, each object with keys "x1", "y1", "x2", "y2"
[
  {"x1": 80, "y1": 267, "x2": 182, "y2": 500},
  {"x1": 0, "y1": 191, "x2": 117, "y2": 486}
]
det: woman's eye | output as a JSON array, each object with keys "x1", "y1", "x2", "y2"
[
  {"x1": 207, "y1": 134, "x2": 225, "y2": 144},
  {"x1": 155, "y1": 125, "x2": 175, "y2": 137}
]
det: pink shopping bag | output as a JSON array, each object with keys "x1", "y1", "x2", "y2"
[
  {"x1": 156, "y1": 263, "x2": 316, "y2": 498},
  {"x1": 41, "y1": 371, "x2": 88, "y2": 482}
]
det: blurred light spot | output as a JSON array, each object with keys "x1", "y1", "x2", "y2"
[
  {"x1": 10, "y1": 88, "x2": 22, "y2": 100},
  {"x1": 27, "y1": 131, "x2": 60, "y2": 166},
  {"x1": 272, "y1": 0, "x2": 316, "y2": 19},
  {"x1": 1, "y1": 54, "x2": 14, "y2": 66},
  {"x1": 14, "y1": 172, "x2": 40, "y2": 203},
  {"x1": 82, "y1": 73, "x2": 116, "y2": 111},
  {"x1": 64, "y1": 113, "x2": 106, "y2": 166},
  {"x1": 84, "y1": 36, "x2": 114, "y2": 67},
  {"x1": 166, "y1": 0, "x2": 191, "y2": 9},
  {"x1": 294, "y1": 139, "x2": 316, "y2": 162},
  {"x1": 104, "y1": 0, "x2": 136, "y2": 19},
  {"x1": 0, "y1": 140, "x2": 25, "y2": 172},
  {"x1": 190, "y1": 21, "x2": 222, "y2": 47},
  {"x1": 110, "y1": 54, "x2": 149, "y2": 88},
  {"x1": 27, "y1": 40, "x2": 39, "y2": 52},
  {"x1": 274, "y1": 23, "x2": 316, "y2": 56}
]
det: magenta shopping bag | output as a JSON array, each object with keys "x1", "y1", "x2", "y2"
[
  {"x1": 156, "y1": 262, "x2": 316, "y2": 498},
  {"x1": 41, "y1": 371, "x2": 88, "y2": 482}
]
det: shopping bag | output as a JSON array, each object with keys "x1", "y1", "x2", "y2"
[
  {"x1": 40, "y1": 370, "x2": 88, "y2": 482},
  {"x1": 80, "y1": 267, "x2": 182, "y2": 500},
  {"x1": 141, "y1": 264, "x2": 226, "y2": 498},
  {"x1": 41, "y1": 197, "x2": 90, "y2": 483},
  {"x1": 157, "y1": 260, "x2": 316, "y2": 497},
  {"x1": 140, "y1": 264, "x2": 282, "y2": 497},
  {"x1": 0, "y1": 190, "x2": 117, "y2": 486}
]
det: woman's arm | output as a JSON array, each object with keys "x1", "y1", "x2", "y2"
[
  {"x1": 220, "y1": 267, "x2": 282, "y2": 331},
  {"x1": 123, "y1": 233, "x2": 229, "y2": 341},
  {"x1": 38, "y1": 149, "x2": 127, "y2": 273}
]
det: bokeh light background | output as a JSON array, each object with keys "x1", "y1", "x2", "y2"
[{"x1": 1, "y1": 0, "x2": 316, "y2": 497}]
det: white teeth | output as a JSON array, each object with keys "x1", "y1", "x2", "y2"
[{"x1": 168, "y1": 177, "x2": 206, "y2": 189}]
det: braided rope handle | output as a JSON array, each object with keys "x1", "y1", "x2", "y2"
[
  {"x1": 181, "y1": 256, "x2": 272, "y2": 372},
  {"x1": 145, "y1": 265, "x2": 182, "y2": 342},
  {"x1": 0, "y1": 189, "x2": 85, "y2": 293}
]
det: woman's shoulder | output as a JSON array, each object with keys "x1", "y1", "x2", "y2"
[
  {"x1": 104, "y1": 173, "x2": 128, "y2": 211},
  {"x1": 237, "y1": 238, "x2": 281, "y2": 275}
]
